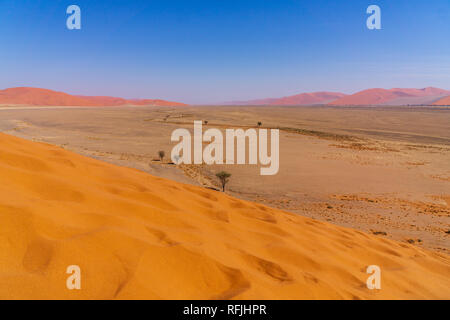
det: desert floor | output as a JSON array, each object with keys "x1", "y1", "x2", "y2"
[{"x1": 0, "y1": 105, "x2": 449, "y2": 254}]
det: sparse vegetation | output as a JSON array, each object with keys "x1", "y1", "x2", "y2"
[
  {"x1": 158, "y1": 150, "x2": 165, "y2": 162},
  {"x1": 279, "y1": 126, "x2": 357, "y2": 142},
  {"x1": 216, "y1": 171, "x2": 231, "y2": 192},
  {"x1": 371, "y1": 231, "x2": 387, "y2": 236}
]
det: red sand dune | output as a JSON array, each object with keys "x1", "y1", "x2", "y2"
[
  {"x1": 272, "y1": 92, "x2": 347, "y2": 105},
  {"x1": 226, "y1": 87, "x2": 450, "y2": 106},
  {"x1": 433, "y1": 96, "x2": 450, "y2": 106},
  {"x1": 227, "y1": 92, "x2": 347, "y2": 106},
  {"x1": 0, "y1": 87, "x2": 187, "y2": 107},
  {"x1": 329, "y1": 87, "x2": 450, "y2": 106}
]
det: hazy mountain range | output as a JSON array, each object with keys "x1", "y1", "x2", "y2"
[
  {"x1": 1, "y1": 86, "x2": 449, "y2": 107},
  {"x1": 225, "y1": 87, "x2": 450, "y2": 106}
]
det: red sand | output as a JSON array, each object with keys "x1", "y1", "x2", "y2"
[
  {"x1": 0, "y1": 87, "x2": 187, "y2": 107},
  {"x1": 433, "y1": 96, "x2": 450, "y2": 106},
  {"x1": 227, "y1": 87, "x2": 450, "y2": 106},
  {"x1": 228, "y1": 92, "x2": 347, "y2": 106},
  {"x1": 271, "y1": 92, "x2": 347, "y2": 105},
  {"x1": 329, "y1": 87, "x2": 450, "y2": 106}
]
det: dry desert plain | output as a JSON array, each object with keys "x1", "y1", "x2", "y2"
[{"x1": 0, "y1": 104, "x2": 449, "y2": 299}]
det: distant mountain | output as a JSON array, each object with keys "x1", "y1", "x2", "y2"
[
  {"x1": 225, "y1": 87, "x2": 450, "y2": 106},
  {"x1": 0, "y1": 87, "x2": 187, "y2": 106},
  {"x1": 271, "y1": 92, "x2": 348, "y2": 105},
  {"x1": 432, "y1": 96, "x2": 450, "y2": 106},
  {"x1": 225, "y1": 91, "x2": 347, "y2": 106},
  {"x1": 328, "y1": 87, "x2": 450, "y2": 106}
]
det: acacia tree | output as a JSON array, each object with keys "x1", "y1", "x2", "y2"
[
  {"x1": 158, "y1": 150, "x2": 165, "y2": 162},
  {"x1": 216, "y1": 171, "x2": 231, "y2": 192}
]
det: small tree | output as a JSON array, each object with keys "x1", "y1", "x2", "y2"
[
  {"x1": 257, "y1": 121, "x2": 262, "y2": 127},
  {"x1": 216, "y1": 171, "x2": 231, "y2": 192},
  {"x1": 204, "y1": 120, "x2": 208, "y2": 125},
  {"x1": 158, "y1": 150, "x2": 165, "y2": 162}
]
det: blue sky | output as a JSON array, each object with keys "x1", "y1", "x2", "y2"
[{"x1": 0, "y1": 0, "x2": 449, "y2": 104}]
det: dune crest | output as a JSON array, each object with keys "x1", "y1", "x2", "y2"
[
  {"x1": 433, "y1": 96, "x2": 450, "y2": 106},
  {"x1": 329, "y1": 87, "x2": 450, "y2": 105},
  {"x1": 271, "y1": 92, "x2": 347, "y2": 105},
  {"x1": 224, "y1": 87, "x2": 450, "y2": 106},
  {"x1": 0, "y1": 87, "x2": 187, "y2": 107},
  {"x1": 226, "y1": 92, "x2": 347, "y2": 106},
  {"x1": 0, "y1": 132, "x2": 449, "y2": 300}
]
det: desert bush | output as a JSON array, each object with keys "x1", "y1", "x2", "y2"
[
  {"x1": 158, "y1": 150, "x2": 165, "y2": 162},
  {"x1": 215, "y1": 171, "x2": 231, "y2": 192}
]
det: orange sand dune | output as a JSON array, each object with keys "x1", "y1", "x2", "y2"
[
  {"x1": 433, "y1": 96, "x2": 450, "y2": 106},
  {"x1": 0, "y1": 87, "x2": 187, "y2": 107},
  {"x1": 0, "y1": 133, "x2": 449, "y2": 300},
  {"x1": 329, "y1": 87, "x2": 450, "y2": 105}
]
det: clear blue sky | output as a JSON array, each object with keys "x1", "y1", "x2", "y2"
[{"x1": 0, "y1": 0, "x2": 449, "y2": 104}]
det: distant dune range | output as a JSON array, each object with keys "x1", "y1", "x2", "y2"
[
  {"x1": 0, "y1": 87, "x2": 187, "y2": 107},
  {"x1": 433, "y1": 96, "x2": 450, "y2": 106},
  {"x1": 2, "y1": 87, "x2": 449, "y2": 107},
  {"x1": 227, "y1": 92, "x2": 347, "y2": 106},
  {"x1": 225, "y1": 87, "x2": 450, "y2": 106},
  {"x1": 329, "y1": 88, "x2": 450, "y2": 106},
  {"x1": 0, "y1": 132, "x2": 449, "y2": 299}
]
